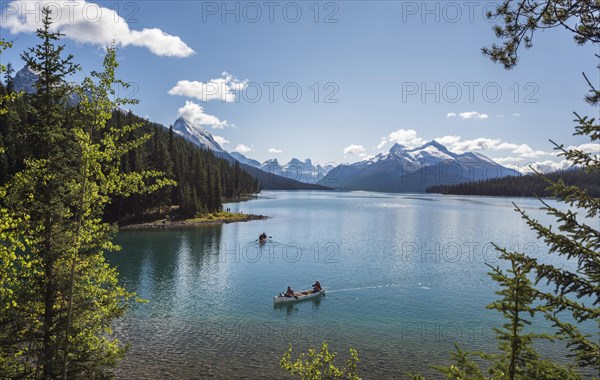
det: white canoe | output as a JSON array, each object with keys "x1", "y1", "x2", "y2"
[{"x1": 273, "y1": 289, "x2": 326, "y2": 304}]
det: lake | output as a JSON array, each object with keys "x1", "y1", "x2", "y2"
[{"x1": 108, "y1": 191, "x2": 583, "y2": 379}]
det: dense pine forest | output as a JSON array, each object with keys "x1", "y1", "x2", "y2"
[
  {"x1": 426, "y1": 168, "x2": 600, "y2": 198},
  {"x1": 0, "y1": 81, "x2": 258, "y2": 222}
]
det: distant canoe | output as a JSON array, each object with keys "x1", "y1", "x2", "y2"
[{"x1": 273, "y1": 289, "x2": 325, "y2": 304}]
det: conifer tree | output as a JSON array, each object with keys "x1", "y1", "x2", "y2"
[
  {"x1": 0, "y1": 9, "x2": 173, "y2": 379},
  {"x1": 420, "y1": 249, "x2": 581, "y2": 380},
  {"x1": 483, "y1": 0, "x2": 600, "y2": 374}
]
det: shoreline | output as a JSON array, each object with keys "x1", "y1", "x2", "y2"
[{"x1": 120, "y1": 212, "x2": 270, "y2": 230}]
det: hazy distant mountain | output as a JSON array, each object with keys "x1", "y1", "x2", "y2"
[
  {"x1": 229, "y1": 152, "x2": 262, "y2": 167},
  {"x1": 319, "y1": 140, "x2": 520, "y2": 192},
  {"x1": 237, "y1": 156, "x2": 333, "y2": 184},
  {"x1": 13, "y1": 65, "x2": 81, "y2": 104},
  {"x1": 14, "y1": 65, "x2": 38, "y2": 94}
]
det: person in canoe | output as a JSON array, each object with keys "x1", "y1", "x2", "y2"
[
  {"x1": 259, "y1": 232, "x2": 267, "y2": 243},
  {"x1": 312, "y1": 281, "x2": 322, "y2": 293},
  {"x1": 284, "y1": 286, "x2": 295, "y2": 298}
]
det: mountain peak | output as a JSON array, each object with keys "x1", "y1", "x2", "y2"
[
  {"x1": 428, "y1": 140, "x2": 447, "y2": 150},
  {"x1": 14, "y1": 65, "x2": 39, "y2": 94},
  {"x1": 389, "y1": 143, "x2": 407, "y2": 153},
  {"x1": 172, "y1": 117, "x2": 225, "y2": 152}
]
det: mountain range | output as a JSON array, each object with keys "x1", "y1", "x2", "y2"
[
  {"x1": 318, "y1": 141, "x2": 520, "y2": 192},
  {"x1": 13, "y1": 65, "x2": 522, "y2": 193},
  {"x1": 170, "y1": 117, "x2": 329, "y2": 190},
  {"x1": 173, "y1": 112, "x2": 520, "y2": 192},
  {"x1": 230, "y1": 154, "x2": 334, "y2": 184}
]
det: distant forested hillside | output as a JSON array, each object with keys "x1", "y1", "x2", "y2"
[
  {"x1": 426, "y1": 169, "x2": 600, "y2": 198},
  {"x1": 0, "y1": 83, "x2": 258, "y2": 222}
]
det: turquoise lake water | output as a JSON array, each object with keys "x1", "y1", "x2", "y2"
[{"x1": 108, "y1": 191, "x2": 587, "y2": 379}]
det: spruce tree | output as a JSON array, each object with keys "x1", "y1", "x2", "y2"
[
  {"x1": 0, "y1": 9, "x2": 173, "y2": 379},
  {"x1": 483, "y1": 0, "x2": 600, "y2": 374},
  {"x1": 422, "y1": 249, "x2": 581, "y2": 380}
]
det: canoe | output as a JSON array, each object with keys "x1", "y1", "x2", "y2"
[{"x1": 273, "y1": 288, "x2": 325, "y2": 304}]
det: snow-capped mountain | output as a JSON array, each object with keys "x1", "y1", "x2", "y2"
[
  {"x1": 169, "y1": 118, "x2": 330, "y2": 190},
  {"x1": 172, "y1": 117, "x2": 228, "y2": 154},
  {"x1": 319, "y1": 140, "x2": 520, "y2": 192},
  {"x1": 230, "y1": 152, "x2": 261, "y2": 167},
  {"x1": 233, "y1": 155, "x2": 333, "y2": 184}
]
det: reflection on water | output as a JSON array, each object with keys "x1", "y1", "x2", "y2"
[{"x1": 108, "y1": 191, "x2": 587, "y2": 379}]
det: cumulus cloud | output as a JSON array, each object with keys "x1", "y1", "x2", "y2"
[
  {"x1": 434, "y1": 134, "x2": 553, "y2": 158},
  {"x1": 513, "y1": 113, "x2": 521, "y2": 117},
  {"x1": 567, "y1": 143, "x2": 600, "y2": 155},
  {"x1": 178, "y1": 101, "x2": 228, "y2": 129},
  {"x1": 512, "y1": 144, "x2": 550, "y2": 158},
  {"x1": 446, "y1": 111, "x2": 489, "y2": 119},
  {"x1": 526, "y1": 160, "x2": 572, "y2": 173},
  {"x1": 234, "y1": 144, "x2": 252, "y2": 154},
  {"x1": 435, "y1": 135, "x2": 462, "y2": 147},
  {"x1": 343, "y1": 144, "x2": 366, "y2": 155},
  {"x1": 377, "y1": 129, "x2": 426, "y2": 150},
  {"x1": 268, "y1": 148, "x2": 282, "y2": 154},
  {"x1": 1, "y1": 1, "x2": 194, "y2": 57},
  {"x1": 213, "y1": 135, "x2": 230, "y2": 147},
  {"x1": 169, "y1": 72, "x2": 248, "y2": 102},
  {"x1": 496, "y1": 156, "x2": 572, "y2": 174},
  {"x1": 459, "y1": 111, "x2": 488, "y2": 119}
]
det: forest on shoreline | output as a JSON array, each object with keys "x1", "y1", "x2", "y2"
[{"x1": 426, "y1": 168, "x2": 600, "y2": 198}]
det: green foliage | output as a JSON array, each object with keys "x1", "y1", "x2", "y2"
[
  {"x1": 280, "y1": 341, "x2": 361, "y2": 380},
  {"x1": 0, "y1": 39, "x2": 18, "y2": 116},
  {"x1": 482, "y1": 0, "x2": 600, "y2": 69},
  {"x1": 473, "y1": 1, "x2": 600, "y2": 377},
  {"x1": 0, "y1": 8, "x2": 174, "y2": 379},
  {"x1": 426, "y1": 169, "x2": 600, "y2": 198},
  {"x1": 425, "y1": 250, "x2": 582, "y2": 380}
]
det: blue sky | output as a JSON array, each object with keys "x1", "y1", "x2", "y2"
[{"x1": 1, "y1": 0, "x2": 598, "y2": 172}]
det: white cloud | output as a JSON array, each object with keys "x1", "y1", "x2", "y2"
[
  {"x1": 567, "y1": 143, "x2": 600, "y2": 155},
  {"x1": 213, "y1": 135, "x2": 230, "y2": 147},
  {"x1": 234, "y1": 144, "x2": 253, "y2": 154},
  {"x1": 268, "y1": 148, "x2": 282, "y2": 154},
  {"x1": 436, "y1": 135, "x2": 552, "y2": 158},
  {"x1": 168, "y1": 72, "x2": 248, "y2": 102},
  {"x1": 512, "y1": 144, "x2": 550, "y2": 158},
  {"x1": 178, "y1": 101, "x2": 228, "y2": 129},
  {"x1": 446, "y1": 111, "x2": 489, "y2": 119},
  {"x1": 459, "y1": 111, "x2": 489, "y2": 120},
  {"x1": 343, "y1": 144, "x2": 366, "y2": 155},
  {"x1": 526, "y1": 160, "x2": 572, "y2": 173},
  {"x1": 379, "y1": 129, "x2": 426, "y2": 150},
  {"x1": 513, "y1": 113, "x2": 521, "y2": 117},
  {"x1": 450, "y1": 137, "x2": 502, "y2": 153},
  {"x1": 1, "y1": 1, "x2": 194, "y2": 57},
  {"x1": 435, "y1": 135, "x2": 462, "y2": 147},
  {"x1": 493, "y1": 157, "x2": 572, "y2": 174}
]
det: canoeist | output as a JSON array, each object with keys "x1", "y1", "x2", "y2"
[
  {"x1": 312, "y1": 281, "x2": 322, "y2": 293},
  {"x1": 284, "y1": 286, "x2": 294, "y2": 298},
  {"x1": 259, "y1": 232, "x2": 267, "y2": 242}
]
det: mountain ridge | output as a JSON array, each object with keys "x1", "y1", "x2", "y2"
[{"x1": 319, "y1": 141, "x2": 520, "y2": 192}]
